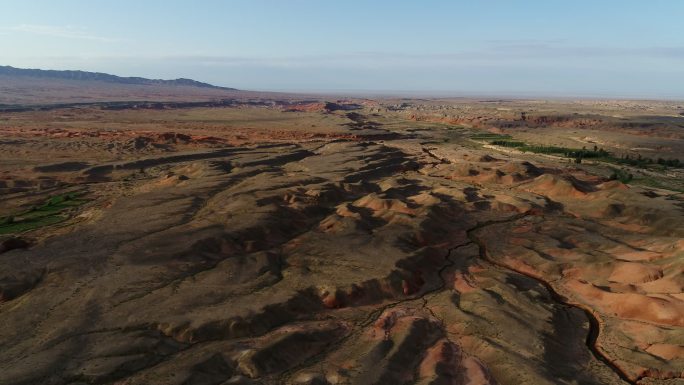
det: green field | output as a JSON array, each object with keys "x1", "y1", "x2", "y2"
[
  {"x1": 0, "y1": 192, "x2": 88, "y2": 234},
  {"x1": 470, "y1": 133, "x2": 512, "y2": 141},
  {"x1": 483, "y1": 135, "x2": 682, "y2": 169}
]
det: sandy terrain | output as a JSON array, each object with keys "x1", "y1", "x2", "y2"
[{"x1": 0, "y1": 95, "x2": 683, "y2": 385}]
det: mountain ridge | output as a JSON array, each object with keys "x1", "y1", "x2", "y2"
[{"x1": 0, "y1": 65, "x2": 236, "y2": 90}]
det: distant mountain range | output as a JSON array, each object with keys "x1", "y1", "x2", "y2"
[{"x1": 0, "y1": 65, "x2": 236, "y2": 90}]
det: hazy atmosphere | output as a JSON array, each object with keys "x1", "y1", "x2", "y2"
[{"x1": 2, "y1": 0, "x2": 684, "y2": 97}]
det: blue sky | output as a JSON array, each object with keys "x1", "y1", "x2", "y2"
[{"x1": 1, "y1": 0, "x2": 684, "y2": 98}]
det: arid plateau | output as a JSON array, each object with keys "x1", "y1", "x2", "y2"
[{"x1": 1, "y1": 72, "x2": 683, "y2": 385}]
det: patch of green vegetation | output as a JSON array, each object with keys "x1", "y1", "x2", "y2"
[
  {"x1": 488, "y1": 139, "x2": 611, "y2": 163},
  {"x1": 0, "y1": 191, "x2": 88, "y2": 235},
  {"x1": 517, "y1": 145, "x2": 569, "y2": 154},
  {"x1": 608, "y1": 168, "x2": 634, "y2": 183},
  {"x1": 471, "y1": 132, "x2": 684, "y2": 192},
  {"x1": 518, "y1": 145, "x2": 610, "y2": 159},
  {"x1": 490, "y1": 140, "x2": 525, "y2": 147},
  {"x1": 487, "y1": 138, "x2": 683, "y2": 170},
  {"x1": 470, "y1": 133, "x2": 512, "y2": 140}
]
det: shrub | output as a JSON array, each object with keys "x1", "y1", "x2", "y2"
[{"x1": 609, "y1": 168, "x2": 633, "y2": 183}]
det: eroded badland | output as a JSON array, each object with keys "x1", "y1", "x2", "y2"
[{"x1": 1, "y1": 96, "x2": 683, "y2": 385}]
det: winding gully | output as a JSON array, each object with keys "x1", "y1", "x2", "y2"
[{"x1": 466, "y1": 213, "x2": 637, "y2": 385}]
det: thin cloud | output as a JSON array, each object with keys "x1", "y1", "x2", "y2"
[
  {"x1": 10, "y1": 43, "x2": 684, "y2": 73},
  {"x1": 155, "y1": 45, "x2": 684, "y2": 70},
  {"x1": 7, "y1": 24, "x2": 118, "y2": 42}
]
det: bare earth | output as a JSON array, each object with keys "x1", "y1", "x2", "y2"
[{"x1": 1, "y1": 93, "x2": 683, "y2": 385}]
